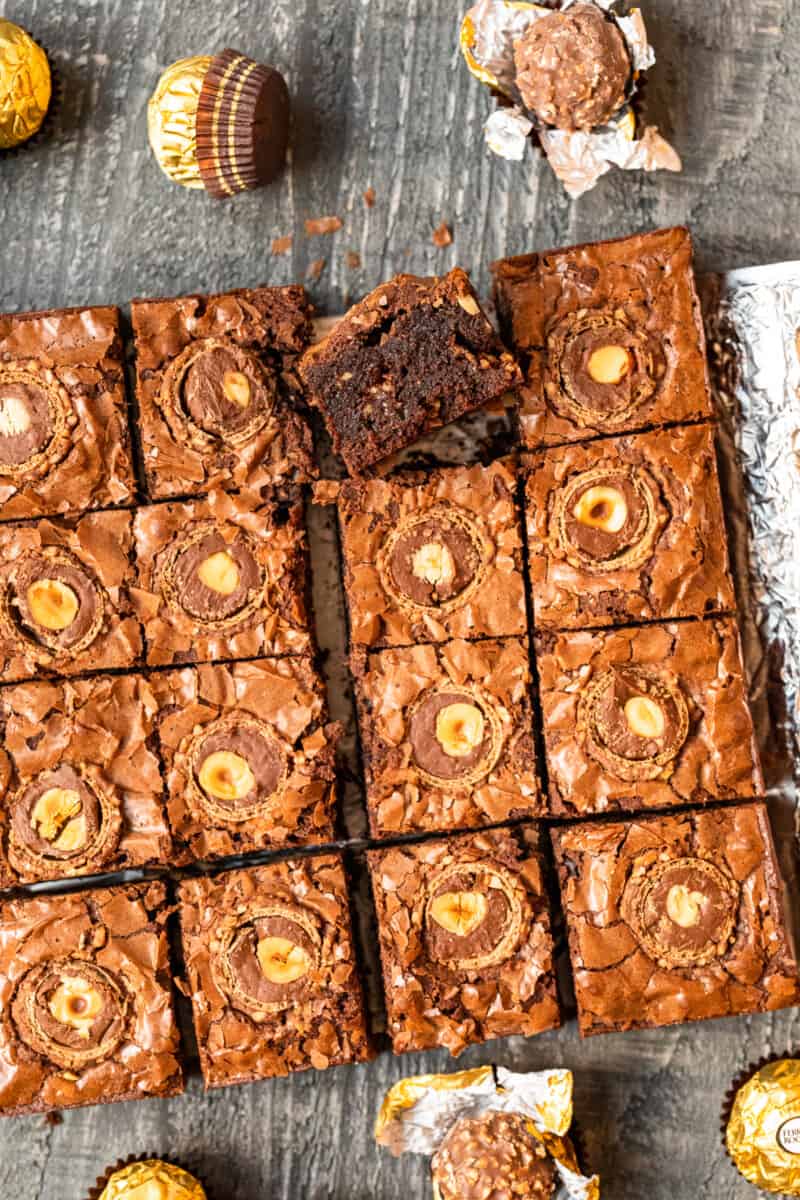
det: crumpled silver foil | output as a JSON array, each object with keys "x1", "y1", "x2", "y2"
[
  {"x1": 460, "y1": 0, "x2": 680, "y2": 196},
  {"x1": 701, "y1": 264, "x2": 800, "y2": 880}
]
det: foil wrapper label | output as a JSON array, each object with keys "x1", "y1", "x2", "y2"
[{"x1": 375, "y1": 1065, "x2": 599, "y2": 1199}]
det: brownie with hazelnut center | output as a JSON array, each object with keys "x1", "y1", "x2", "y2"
[
  {"x1": 131, "y1": 285, "x2": 315, "y2": 500},
  {"x1": 298, "y1": 268, "x2": 521, "y2": 475},
  {"x1": 491, "y1": 226, "x2": 713, "y2": 450},
  {"x1": 525, "y1": 423, "x2": 735, "y2": 629},
  {"x1": 368, "y1": 826, "x2": 560, "y2": 1056},
  {"x1": 353, "y1": 636, "x2": 544, "y2": 837},
  {"x1": 178, "y1": 856, "x2": 372, "y2": 1088}
]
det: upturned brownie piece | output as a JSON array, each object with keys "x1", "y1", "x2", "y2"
[
  {"x1": 354, "y1": 637, "x2": 544, "y2": 837},
  {"x1": 0, "y1": 882, "x2": 184, "y2": 1116},
  {"x1": 368, "y1": 826, "x2": 560, "y2": 1055},
  {"x1": 0, "y1": 304, "x2": 135, "y2": 520},
  {"x1": 537, "y1": 617, "x2": 763, "y2": 817},
  {"x1": 552, "y1": 803, "x2": 800, "y2": 1037},
  {"x1": 132, "y1": 489, "x2": 311, "y2": 666},
  {"x1": 330, "y1": 458, "x2": 527, "y2": 648},
  {"x1": 491, "y1": 227, "x2": 713, "y2": 449},
  {"x1": 0, "y1": 674, "x2": 172, "y2": 887},
  {"x1": 178, "y1": 857, "x2": 372, "y2": 1087},
  {"x1": 131, "y1": 286, "x2": 315, "y2": 499},
  {"x1": 299, "y1": 268, "x2": 521, "y2": 474},
  {"x1": 525, "y1": 423, "x2": 735, "y2": 628},
  {"x1": 151, "y1": 657, "x2": 340, "y2": 862},
  {"x1": 0, "y1": 509, "x2": 141, "y2": 683}
]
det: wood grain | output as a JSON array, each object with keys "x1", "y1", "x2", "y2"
[{"x1": 1, "y1": 2, "x2": 799, "y2": 1198}]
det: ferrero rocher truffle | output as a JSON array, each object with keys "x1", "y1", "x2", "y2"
[
  {"x1": 513, "y1": 4, "x2": 630, "y2": 131},
  {"x1": 726, "y1": 1060, "x2": 800, "y2": 1195},
  {"x1": 148, "y1": 48, "x2": 290, "y2": 198},
  {"x1": 431, "y1": 1111, "x2": 556, "y2": 1200},
  {"x1": 0, "y1": 19, "x2": 52, "y2": 150},
  {"x1": 96, "y1": 1159, "x2": 206, "y2": 1200}
]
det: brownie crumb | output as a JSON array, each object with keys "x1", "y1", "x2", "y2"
[
  {"x1": 345, "y1": 250, "x2": 362, "y2": 270},
  {"x1": 305, "y1": 215, "x2": 343, "y2": 236},
  {"x1": 432, "y1": 221, "x2": 453, "y2": 247},
  {"x1": 271, "y1": 234, "x2": 293, "y2": 255},
  {"x1": 44, "y1": 1111, "x2": 63, "y2": 1127},
  {"x1": 306, "y1": 258, "x2": 326, "y2": 281},
  {"x1": 363, "y1": 186, "x2": 376, "y2": 208}
]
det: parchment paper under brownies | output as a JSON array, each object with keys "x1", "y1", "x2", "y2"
[
  {"x1": 491, "y1": 226, "x2": 713, "y2": 449},
  {"x1": 368, "y1": 826, "x2": 560, "y2": 1055},
  {"x1": 131, "y1": 286, "x2": 314, "y2": 499},
  {"x1": 537, "y1": 618, "x2": 763, "y2": 817},
  {"x1": 0, "y1": 509, "x2": 141, "y2": 683},
  {"x1": 178, "y1": 857, "x2": 372, "y2": 1088},
  {"x1": 353, "y1": 637, "x2": 543, "y2": 837},
  {"x1": 0, "y1": 881, "x2": 184, "y2": 1116},
  {"x1": 0, "y1": 674, "x2": 172, "y2": 887},
  {"x1": 326, "y1": 458, "x2": 527, "y2": 648},
  {"x1": 132, "y1": 489, "x2": 311, "y2": 666},
  {"x1": 552, "y1": 803, "x2": 800, "y2": 1037},
  {"x1": 151, "y1": 658, "x2": 339, "y2": 862},
  {"x1": 525, "y1": 423, "x2": 735, "y2": 629},
  {"x1": 0, "y1": 305, "x2": 135, "y2": 521}
]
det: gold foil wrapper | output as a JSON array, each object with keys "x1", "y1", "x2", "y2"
[
  {"x1": 726, "y1": 1060, "x2": 800, "y2": 1195},
  {"x1": 147, "y1": 55, "x2": 212, "y2": 188},
  {"x1": 0, "y1": 19, "x2": 52, "y2": 150},
  {"x1": 97, "y1": 1160, "x2": 206, "y2": 1200},
  {"x1": 375, "y1": 1065, "x2": 599, "y2": 1199}
]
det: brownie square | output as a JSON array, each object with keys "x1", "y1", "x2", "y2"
[
  {"x1": 491, "y1": 227, "x2": 713, "y2": 449},
  {"x1": 132, "y1": 489, "x2": 311, "y2": 666},
  {"x1": 368, "y1": 826, "x2": 560, "y2": 1056},
  {"x1": 332, "y1": 458, "x2": 528, "y2": 649},
  {"x1": 178, "y1": 856, "x2": 372, "y2": 1088},
  {"x1": 131, "y1": 286, "x2": 315, "y2": 499},
  {"x1": 552, "y1": 802, "x2": 800, "y2": 1037},
  {"x1": 354, "y1": 637, "x2": 544, "y2": 837},
  {"x1": 151, "y1": 658, "x2": 340, "y2": 862},
  {"x1": 0, "y1": 881, "x2": 184, "y2": 1115},
  {"x1": 0, "y1": 304, "x2": 135, "y2": 521},
  {"x1": 537, "y1": 617, "x2": 763, "y2": 817},
  {"x1": 525, "y1": 423, "x2": 735, "y2": 629},
  {"x1": 299, "y1": 268, "x2": 521, "y2": 474},
  {"x1": 0, "y1": 509, "x2": 141, "y2": 683},
  {"x1": 0, "y1": 674, "x2": 173, "y2": 886}
]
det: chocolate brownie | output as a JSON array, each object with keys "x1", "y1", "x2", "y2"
[
  {"x1": 525, "y1": 423, "x2": 735, "y2": 628},
  {"x1": 132, "y1": 489, "x2": 311, "y2": 666},
  {"x1": 330, "y1": 458, "x2": 527, "y2": 648},
  {"x1": 299, "y1": 268, "x2": 521, "y2": 474},
  {"x1": 178, "y1": 857, "x2": 372, "y2": 1088},
  {"x1": 0, "y1": 674, "x2": 172, "y2": 887},
  {"x1": 368, "y1": 826, "x2": 560, "y2": 1056},
  {"x1": 131, "y1": 286, "x2": 315, "y2": 500},
  {"x1": 491, "y1": 227, "x2": 713, "y2": 449},
  {"x1": 151, "y1": 658, "x2": 340, "y2": 862},
  {"x1": 354, "y1": 637, "x2": 544, "y2": 837},
  {"x1": 552, "y1": 803, "x2": 800, "y2": 1037},
  {"x1": 0, "y1": 304, "x2": 135, "y2": 520},
  {"x1": 0, "y1": 509, "x2": 141, "y2": 683},
  {"x1": 537, "y1": 618, "x2": 763, "y2": 816},
  {"x1": 0, "y1": 881, "x2": 184, "y2": 1115}
]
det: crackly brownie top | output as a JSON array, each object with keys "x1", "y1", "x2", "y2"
[
  {"x1": 132, "y1": 286, "x2": 315, "y2": 497},
  {"x1": 514, "y1": 3, "x2": 630, "y2": 131},
  {"x1": 553, "y1": 804, "x2": 800, "y2": 1033},
  {"x1": 0, "y1": 882, "x2": 182, "y2": 1113},
  {"x1": 0, "y1": 674, "x2": 169, "y2": 883},
  {"x1": 0, "y1": 305, "x2": 135, "y2": 520},
  {"x1": 333, "y1": 458, "x2": 527, "y2": 647},
  {"x1": 299, "y1": 269, "x2": 521, "y2": 473},
  {"x1": 432, "y1": 1112, "x2": 557, "y2": 1200}
]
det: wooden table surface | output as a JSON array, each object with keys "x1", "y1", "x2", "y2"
[{"x1": 2, "y1": 2, "x2": 800, "y2": 1198}]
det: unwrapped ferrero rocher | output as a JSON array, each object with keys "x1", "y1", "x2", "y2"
[
  {"x1": 93, "y1": 1159, "x2": 206, "y2": 1200},
  {"x1": 147, "y1": 48, "x2": 290, "y2": 198},
  {"x1": 726, "y1": 1060, "x2": 800, "y2": 1195},
  {"x1": 0, "y1": 19, "x2": 52, "y2": 150},
  {"x1": 375, "y1": 1066, "x2": 600, "y2": 1199}
]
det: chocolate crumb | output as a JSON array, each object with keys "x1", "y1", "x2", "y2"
[
  {"x1": 432, "y1": 221, "x2": 453, "y2": 247},
  {"x1": 271, "y1": 235, "x2": 293, "y2": 255},
  {"x1": 306, "y1": 258, "x2": 326, "y2": 281},
  {"x1": 305, "y1": 216, "x2": 343, "y2": 236},
  {"x1": 363, "y1": 187, "x2": 376, "y2": 208},
  {"x1": 44, "y1": 1110, "x2": 63, "y2": 1127},
  {"x1": 345, "y1": 251, "x2": 362, "y2": 270}
]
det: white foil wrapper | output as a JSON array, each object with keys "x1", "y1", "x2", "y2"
[
  {"x1": 375, "y1": 1065, "x2": 600, "y2": 1199},
  {"x1": 460, "y1": 0, "x2": 681, "y2": 196}
]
